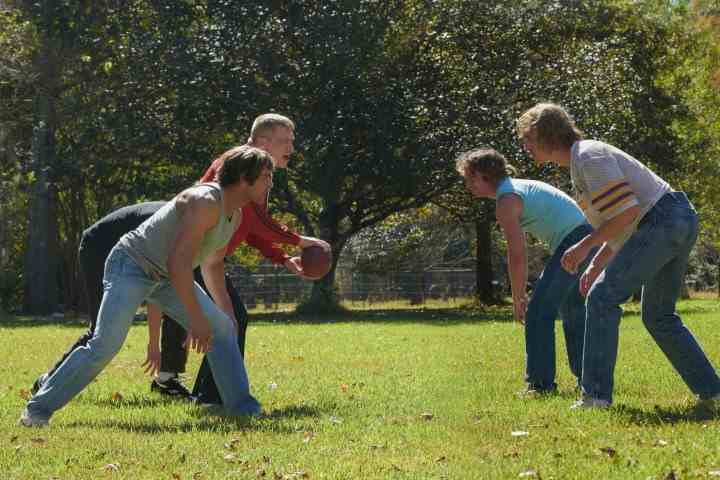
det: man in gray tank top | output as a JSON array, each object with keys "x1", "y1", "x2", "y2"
[{"x1": 20, "y1": 146, "x2": 274, "y2": 426}]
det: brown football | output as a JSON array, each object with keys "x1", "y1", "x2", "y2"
[{"x1": 301, "y1": 245, "x2": 332, "y2": 279}]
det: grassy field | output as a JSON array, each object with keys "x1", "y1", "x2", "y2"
[{"x1": 2, "y1": 299, "x2": 720, "y2": 479}]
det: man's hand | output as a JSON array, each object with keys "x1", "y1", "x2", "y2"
[
  {"x1": 141, "y1": 342, "x2": 161, "y2": 377},
  {"x1": 185, "y1": 316, "x2": 213, "y2": 354},
  {"x1": 561, "y1": 240, "x2": 591, "y2": 274},
  {"x1": 298, "y1": 236, "x2": 331, "y2": 251},
  {"x1": 513, "y1": 294, "x2": 529, "y2": 325},
  {"x1": 580, "y1": 263, "x2": 604, "y2": 297},
  {"x1": 284, "y1": 256, "x2": 304, "y2": 276}
]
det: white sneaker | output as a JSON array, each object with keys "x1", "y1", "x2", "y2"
[
  {"x1": 570, "y1": 396, "x2": 611, "y2": 410},
  {"x1": 18, "y1": 409, "x2": 49, "y2": 427}
]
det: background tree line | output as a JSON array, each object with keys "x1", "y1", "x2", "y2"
[{"x1": 1, "y1": 0, "x2": 719, "y2": 315}]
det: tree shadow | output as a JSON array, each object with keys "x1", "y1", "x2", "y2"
[{"x1": 611, "y1": 402, "x2": 719, "y2": 426}]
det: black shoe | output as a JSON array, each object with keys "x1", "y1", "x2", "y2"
[{"x1": 151, "y1": 376, "x2": 191, "y2": 399}]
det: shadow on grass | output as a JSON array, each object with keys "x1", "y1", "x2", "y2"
[
  {"x1": 5, "y1": 300, "x2": 713, "y2": 329},
  {"x1": 79, "y1": 394, "x2": 180, "y2": 409},
  {"x1": 0, "y1": 307, "x2": 517, "y2": 328},
  {"x1": 612, "y1": 402, "x2": 719, "y2": 425},
  {"x1": 65, "y1": 404, "x2": 322, "y2": 434}
]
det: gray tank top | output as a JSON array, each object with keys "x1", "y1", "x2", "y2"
[{"x1": 118, "y1": 183, "x2": 240, "y2": 279}]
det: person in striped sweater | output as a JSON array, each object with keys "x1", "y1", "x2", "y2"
[{"x1": 517, "y1": 103, "x2": 720, "y2": 409}]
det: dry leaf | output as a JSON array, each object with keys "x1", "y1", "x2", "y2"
[
  {"x1": 599, "y1": 447, "x2": 617, "y2": 457},
  {"x1": 518, "y1": 470, "x2": 538, "y2": 478},
  {"x1": 340, "y1": 384, "x2": 348, "y2": 393},
  {"x1": 111, "y1": 391, "x2": 123, "y2": 403},
  {"x1": 655, "y1": 439, "x2": 668, "y2": 447},
  {"x1": 302, "y1": 431, "x2": 314, "y2": 443},
  {"x1": 172, "y1": 474, "x2": 181, "y2": 480},
  {"x1": 19, "y1": 389, "x2": 31, "y2": 400},
  {"x1": 420, "y1": 412, "x2": 434, "y2": 421},
  {"x1": 435, "y1": 456, "x2": 447, "y2": 463},
  {"x1": 511, "y1": 431, "x2": 529, "y2": 437},
  {"x1": 224, "y1": 439, "x2": 242, "y2": 450},
  {"x1": 30, "y1": 437, "x2": 46, "y2": 445},
  {"x1": 102, "y1": 463, "x2": 120, "y2": 472},
  {"x1": 192, "y1": 472, "x2": 204, "y2": 480}
]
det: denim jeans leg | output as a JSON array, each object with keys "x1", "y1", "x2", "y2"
[
  {"x1": 559, "y1": 280, "x2": 586, "y2": 383},
  {"x1": 525, "y1": 225, "x2": 591, "y2": 389},
  {"x1": 26, "y1": 248, "x2": 152, "y2": 420},
  {"x1": 148, "y1": 281, "x2": 261, "y2": 416},
  {"x1": 640, "y1": 204, "x2": 720, "y2": 399},
  {"x1": 583, "y1": 194, "x2": 714, "y2": 403}
]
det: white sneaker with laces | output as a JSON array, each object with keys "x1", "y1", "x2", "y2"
[
  {"x1": 570, "y1": 396, "x2": 611, "y2": 410},
  {"x1": 18, "y1": 409, "x2": 49, "y2": 427}
]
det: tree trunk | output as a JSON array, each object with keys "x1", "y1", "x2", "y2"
[
  {"x1": 475, "y1": 205, "x2": 495, "y2": 304},
  {"x1": 23, "y1": 39, "x2": 59, "y2": 315}
]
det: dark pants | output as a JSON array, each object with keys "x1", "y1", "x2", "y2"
[
  {"x1": 43, "y1": 241, "x2": 188, "y2": 379},
  {"x1": 188, "y1": 270, "x2": 249, "y2": 405}
]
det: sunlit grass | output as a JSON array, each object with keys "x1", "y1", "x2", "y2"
[{"x1": 1, "y1": 299, "x2": 720, "y2": 478}]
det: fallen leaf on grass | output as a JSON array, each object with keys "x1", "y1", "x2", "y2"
[
  {"x1": 30, "y1": 437, "x2": 46, "y2": 445},
  {"x1": 101, "y1": 463, "x2": 120, "y2": 472},
  {"x1": 599, "y1": 447, "x2": 617, "y2": 458},
  {"x1": 369, "y1": 444, "x2": 385, "y2": 450},
  {"x1": 224, "y1": 439, "x2": 242, "y2": 450},
  {"x1": 340, "y1": 384, "x2": 348, "y2": 393},
  {"x1": 420, "y1": 412, "x2": 434, "y2": 421},
  {"x1": 302, "y1": 431, "x2": 314, "y2": 443},
  {"x1": 518, "y1": 470, "x2": 538, "y2": 478},
  {"x1": 655, "y1": 439, "x2": 668, "y2": 447},
  {"x1": 511, "y1": 431, "x2": 529, "y2": 437},
  {"x1": 110, "y1": 391, "x2": 123, "y2": 403},
  {"x1": 19, "y1": 389, "x2": 30, "y2": 400},
  {"x1": 435, "y1": 456, "x2": 447, "y2": 463},
  {"x1": 171, "y1": 474, "x2": 181, "y2": 480}
]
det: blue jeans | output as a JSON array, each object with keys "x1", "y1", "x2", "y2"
[
  {"x1": 26, "y1": 246, "x2": 261, "y2": 421},
  {"x1": 583, "y1": 192, "x2": 720, "y2": 403},
  {"x1": 525, "y1": 223, "x2": 593, "y2": 390}
]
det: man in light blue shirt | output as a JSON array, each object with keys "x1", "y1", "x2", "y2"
[{"x1": 457, "y1": 147, "x2": 592, "y2": 394}]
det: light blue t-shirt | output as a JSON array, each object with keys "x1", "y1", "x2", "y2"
[{"x1": 496, "y1": 178, "x2": 586, "y2": 253}]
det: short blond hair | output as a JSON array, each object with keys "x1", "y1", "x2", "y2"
[
  {"x1": 516, "y1": 103, "x2": 584, "y2": 150},
  {"x1": 249, "y1": 113, "x2": 295, "y2": 142}
]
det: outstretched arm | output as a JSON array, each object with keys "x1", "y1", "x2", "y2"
[
  {"x1": 496, "y1": 194, "x2": 528, "y2": 324},
  {"x1": 167, "y1": 190, "x2": 220, "y2": 354}
]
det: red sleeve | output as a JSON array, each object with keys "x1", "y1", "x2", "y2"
[
  {"x1": 199, "y1": 158, "x2": 222, "y2": 183},
  {"x1": 245, "y1": 202, "x2": 302, "y2": 245},
  {"x1": 246, "y1": 231, "x2": 292, "y2": 265}
]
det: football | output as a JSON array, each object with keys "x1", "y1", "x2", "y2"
[{"x1": 301, "y1": 245, "x2": 332, "y2": 279}]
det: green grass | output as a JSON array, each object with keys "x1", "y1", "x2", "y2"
[{"x1": 2, "y1": 300, "x2": 720, "y2": 479}]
